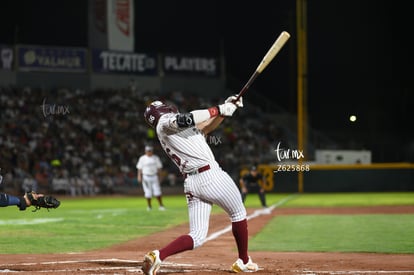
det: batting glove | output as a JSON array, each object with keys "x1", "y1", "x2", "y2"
[
  {"x1": 225, "y1": 95, "x2": 243, "y2": 108},
  {"x1": 218, "y1": 102, "x2": 237, "y2": 117}
]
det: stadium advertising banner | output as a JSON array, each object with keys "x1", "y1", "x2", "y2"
[
  {"x1": 0, "y1": 45, "x2": 14, "y2": 70},
  {"x1": 108, "y1": 0, "x2": 134, "y2": 51},
  {"x1": 162, "y1": 54, "x2": 220, "y2": 77},
  {"x1": 17, "y1": 45, "x2": 87, "y2": 72},
  {"x1": 91, "y1": 49, "x2": 157, "y2": 75},
  {"x1": 88, "y1": 0, "x2": 108, "y2": 51},
  {"x1": 89, "y1": 0, "x2": 134, "y2": 52}
]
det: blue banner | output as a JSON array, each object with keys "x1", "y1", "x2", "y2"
[
  {"x1": 17, "y1": 45, "x2": 87, "y2": 72},
  {"x1": 0, "y1": 45, "x2": 14, "y2": 70},
  {"x1": 162, "y1": 54, "x2": 219, "y2": 77},
  {"x1": 92, "y1": 49, "x2": 158, "y2": 75}
]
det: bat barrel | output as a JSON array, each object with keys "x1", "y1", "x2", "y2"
[{"x1": 235, "y1": 31, "x2": 290, "y2": 100}]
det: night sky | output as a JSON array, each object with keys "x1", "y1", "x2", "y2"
[{"x1": 1, "y1": 0, "x2": 413, "y2": 161}]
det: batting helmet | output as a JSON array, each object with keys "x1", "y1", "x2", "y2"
[{"x1": 144, "y1": 100, "x2": 178, "y2": 128}]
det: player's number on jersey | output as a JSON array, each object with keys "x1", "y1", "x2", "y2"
[{"x1": 166, "y1": 147, "x2": 181, "y2": 167}]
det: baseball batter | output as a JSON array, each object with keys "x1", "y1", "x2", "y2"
[
  {"x1": 136, "y1": 145, "x2": 165, "y2": 211},
  {"x1": 141, "y1": 96, "x2": 259, "y2": 274}
]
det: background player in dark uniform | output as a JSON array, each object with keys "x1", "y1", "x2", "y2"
[
  {"x1": 0, "y1": 192, "x2": 41, "y2": 210},
  {"x1": 239, "y1": 166, "x2": 267, "y2": 208},
  {"x1": 1, "y1": 170, "x2": 59, "y2": 211},
  {"x1": 0, "y1": 170, "x2": 32, "y2": 210}
]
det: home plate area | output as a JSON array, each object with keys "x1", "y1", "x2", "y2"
[
  {"x1": 0, "y1": 258, "x2": 249, "y2": 274},
  {"x1": 1, "y1": 206, "x2": 413, "y2": 274},
  {"x1": 1, "y1": 258, "x2": 413, "y2": 274}
]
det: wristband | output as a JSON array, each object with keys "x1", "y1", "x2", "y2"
[{"x1": 208, "y1": 106, "x2": 219, "y2": 117}]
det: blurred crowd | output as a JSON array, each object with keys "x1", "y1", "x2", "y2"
[{"x1": 0, "y1": 86, "x2": 290, "y2": 195}]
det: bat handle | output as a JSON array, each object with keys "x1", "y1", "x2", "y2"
[
  {"x1": 235, "y1": 87, "x2": 246, "y2": 102},
  {"x1": 235, "y1": 71, "x2": 260, "y2": 102}
]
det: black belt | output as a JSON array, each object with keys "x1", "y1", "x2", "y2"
[{"x1": 184, "y1": 165, "x2": 210, "y2": 178}]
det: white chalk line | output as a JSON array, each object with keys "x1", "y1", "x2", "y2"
[
  {"x1": 0, "y1": 258, "x2": 218, "y2": 273},
  {"x1": 0, "y1": 218, "x2": 64, "y2": 225},
  {"x1": 0, "y1": 196, "x2": 297, "y2": 273},
  {"x1": 294, "y1": 271, "x2": 414, "y2": 274},
  {"x1": 205, "y1": 193, "x2": 297, "y2": 242},
  {"x1": 3, "y1": 194, "x2": 412, "y2": 274},
  {"x1": 3, "y1": 258, "x2": 136, "y2": 266},
  {"x1": 0, "y1": 209, "x2": 130, "y2": 226}
]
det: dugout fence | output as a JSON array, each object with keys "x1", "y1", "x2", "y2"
[{"x1": 255, "y1": 163, "x2": 414, "y2": 192}]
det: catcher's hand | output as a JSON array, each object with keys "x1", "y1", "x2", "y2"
[{"x1": 25, "y1": 191, "x2": 61, "y2": 212}]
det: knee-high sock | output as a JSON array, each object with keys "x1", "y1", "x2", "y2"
[
  {"x1": 159, "y1": 234, "x2": 194, "y2": 261},
  {"x1": 232, "y1": 219, "x2": 249, "y2": 264}
]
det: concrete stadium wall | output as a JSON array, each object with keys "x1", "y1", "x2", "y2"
[
  {"x1": 90, "y1": 74, "x2": 160, "y2": 93},
  {"x1": 1, "y1": 71, "x2": 225, "y2": 97},
  {"x1": 161, "y1": 76, "x2": 225, "y2": 98},
  {"x1": 273, "y1": 165, "x2": 414, "y2": 192},
  {"x1": 0, "y1": 70, "x2": 16, "y2": 86},
  {"x1": 15, "y1": 72, "x2": 90, "y2": 91}
]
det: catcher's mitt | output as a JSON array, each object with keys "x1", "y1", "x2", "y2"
[{"x1": 26, "y1": 191, "x2": 60, "y2": 212}]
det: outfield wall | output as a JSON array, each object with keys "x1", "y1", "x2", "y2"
[{"x1": 269, "y1": 163, "x2": 414, "y2": 192}]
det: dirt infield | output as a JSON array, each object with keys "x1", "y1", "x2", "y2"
[{"x1": 1, "y1": 206, "x2": 413, "y2": 274}]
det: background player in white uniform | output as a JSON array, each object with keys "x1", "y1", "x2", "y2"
[
  {"x1": 141, "y1": 96, "x2": 259, "y2": 274},
  {"x1": 136, "y1": 145, "x2": 165, "y2": 211}
]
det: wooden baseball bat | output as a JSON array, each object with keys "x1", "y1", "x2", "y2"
[{"x1": 235, "y1": 31, "x2": 291, "y2": 101}]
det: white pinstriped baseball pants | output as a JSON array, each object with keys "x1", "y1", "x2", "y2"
[{"x1": 184, "y1": 166, "x2": 246, "y2": 248}]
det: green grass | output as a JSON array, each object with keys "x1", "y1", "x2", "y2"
[
  {"x1": 0, "y1": 196, "x2": 191, "y2": 254},
  {"x1": 247, "y1": 192, "x2": 414, "y2": 254},
  {"x1": 1, "y1": 192, "x2": 413, "y2": 254},
  {"x1": 249, "y1": 214, "x2": 414, "y2": 253},
  {"x1": 280, "y1": 192, "x2": 414, "y2": 207}
]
